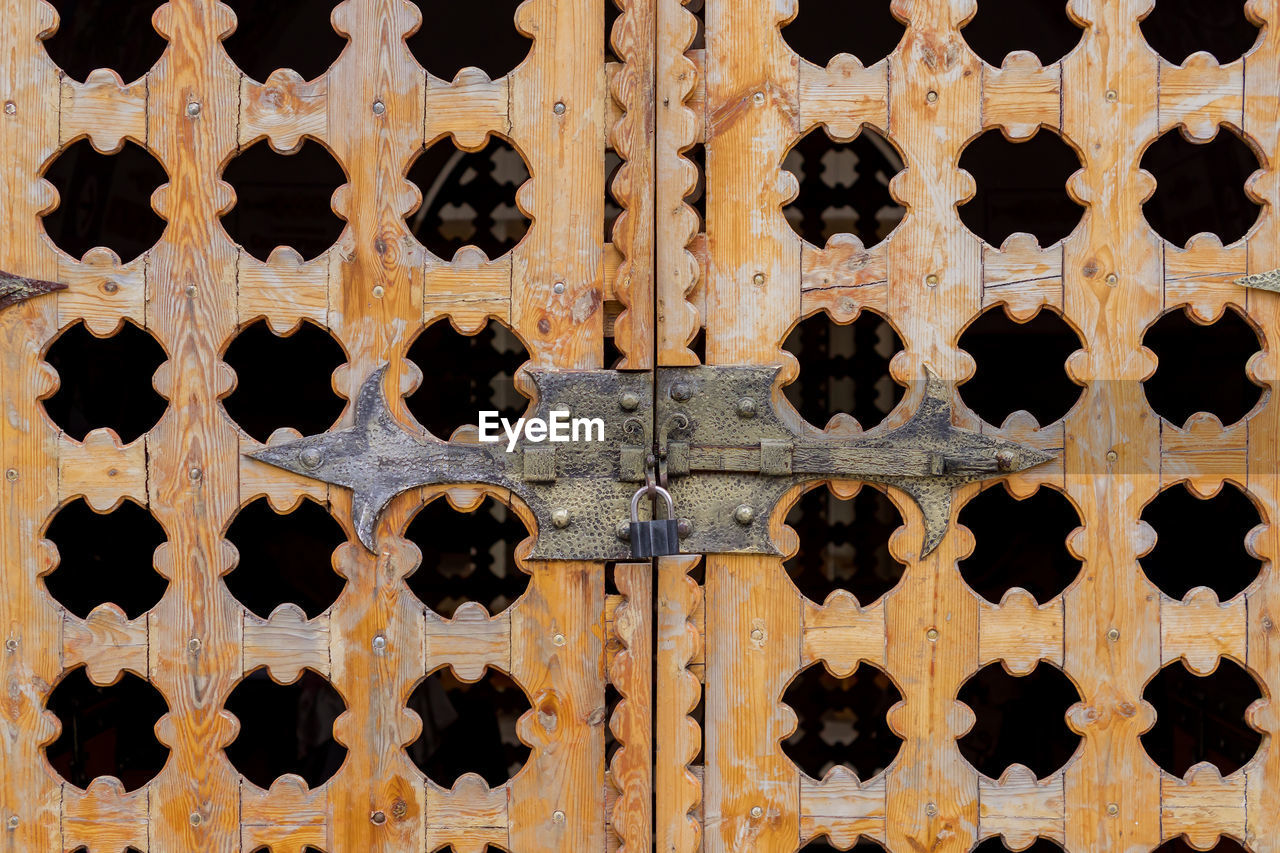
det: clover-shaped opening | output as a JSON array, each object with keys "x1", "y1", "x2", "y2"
[
  {"x1": 408, "y1": 667, "x2": 532, "y2": 787},
  {"x1": 222, "y1": 139, "x2": 347, "y2": 262},
  {"x1": 405, "y1": 495, "x2": 529, "y2": 618},
  {"x1": 958, "y1": 306, "x2": 1083, "y2": 427},
  {"x1": 958, "y1": 662, "x2": 1081, "y2": 779},
  {"x1": 1140, "y1": 483, "x2": 1262, "y2": 602},
  {"x1": 1156, "y1": 838, "x2": 1248, "y2": 853},
  {"x1": 225, "y1": 668, "x2": 348, "y2": 788},
  {"x1": 407, "y1": 0, "x2": 532, "y2": 80},
  {"x1": 1142, "y1": 306, "x2": 1262, "y2": 427},
  {"x1": 222, "y1": 319, "x2": 347, "y2": 442},
  {"x1": 42, "y1": 139, "x2": 169, "y2": 263},
  {"x1": 41, "y1": 0, "x2": 166, "y2": 82},
  {"x1": 781, "y1": 0, "x2": 905, "y2": 66},
  {"x1": 784, "y1": 484, "x2": 905, "y2": 606},
  {"x1": 1140, "y1": 0, "x2": 1262, "y2": 65},
  {"x1": 221, "y1": 0, "x2": 347, "y2": 82},
  {"x1": 43, "y1": 320, "x2": 168, "y2": 443},
  {"x1": 225, "y1": 497, "x2": 348, "y2": 619},
  {"x1": 43, "y1": 498, "x2": 168, "y2": 619},
  {"x1": 782, "y1": 661, "x2": 903, "y2": 780},
  {"x1": 961, "y1": 0, "x2": 1084, "y2": 66},
  {"x1": 782, "y1": 128, "x2": 905, "y2": 250},
  {"x1": 783, "y1": 311, "x2": 904, "y2": 432},
  {"x1": 46, "y1": 666, "x2": 169, "y2": 792},
  {"x1": 974, "y1": 841, "x2": 1064, "y2": 853},
  {"x1": 406, "y1": 318, "x2": 528, "y2": 440},
  {"x1": 407, "y1": 137, "x2": 531, "y2": 260},
  {"x1": 1140, "y1": 126, "x2": 1262, "y2": 247},
  {"x1": 1142, "y1": 658, "x2": 1263, "y2": 776},
  {"x1": 958, "y1": 128, "x2": 1084, "y2": 247},
  {"x1": 958, "y1": 485, "x2": 1082, "y2": 604}
]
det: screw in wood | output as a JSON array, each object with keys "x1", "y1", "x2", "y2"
[
  {"x1": 926, "y1": 90, "x2": 938, "y2": 103},
  {"x1": 752, "y1": 91, "x2": 765, "y2": 105},
  {"x1": 619, "y1": 392, "x2": 640, "y2": 411},
  {"x1": 1106, "y1": 803, "x2": 1119, "y2": 816},
  {"x1": 187, "y1": 638, "x2": 201, "y2": 654},
  {"x1": 733, "y1": 504, "x2": 756, "y2": 525},
  {"x1": 6, "y1": 816, "x2": 17, "y2": 830},
  {"x1": 5, "y1": 469, "x2": 17, "y2": 481},
  {"x1": 1107, "y1": 628, "x2": 1120, "y2": 642},
  {"x1": 925, "y1": 274, "x2": 939, "y2": 287},
  {"x1": 372, "y1": 634, "x2": 387, "y2": 652},
  {"x1": 1106, "y1": 273, "x2": 1118, "y2": 286},
  {"x1": 926, "y1": 627, "x2": 939, "y2": 641},
  {"x1": 750, "y1": 628, "x2": 764, "y2": 642},
  {"x1": 186, "y1": 101, "x2": 201, "y2": 117},
  {"x1": 736, "y1": 397, "x2": 757, "y2": 418},
  {"x1": 553, "y1": 281, "x2": 565, "y2": 294},
  {"x1": 4, "y1": 102, "x2": 15, "y2": 115},
  {"x1": 749, "y1": 806, "x2": 763, "y2": 819},
  {"x1": 1106, "y1": 89, "x2": 1118, "y2": 102},
  {"x1": 189, "y1": 467, "x2": 203, "y2": 481},
  {"x1": 189, "y1": 812, "x2": 202, "y2": 827},
  {"x1": 553, "y1": 632, "x2": 566, "y2": 646},
  {"x1": 551, "y1": 508, "x2": 571, "y2": 529},
  {"x1": 4, "y1": 638, "x2": 17, "y2": 653},
  {"x1": 1106, "y1": 450, "x2": 1118, "y2": 464},
  {"x1": 752, "y1": 272, "x2": 766, "y2": 286},
  {"x1": 552, "y1": 810, "x2": 566, "y2": 824},
  {"x1": 553, "y1": 101, "x2": 566, "y2": 115},
  {"x1": 184, "y1": 284, "x2": 197, "y2": 298},
  {"x1": 372, "y1": 285, "x2": 385, "y2": 298},
  {"x1": 925, "y1": 802, "x2": 938, "y2": 817},
  {"x1": 371, "y1": 810, "x2": 387, "y2": 825},
  {"x1": 372, "y1": 100, "x2": 386, "y2": 115}
]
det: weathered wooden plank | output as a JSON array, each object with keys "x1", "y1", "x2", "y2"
[{"x1": 656, "y1": 555, "x2": 704, "y2": 853}]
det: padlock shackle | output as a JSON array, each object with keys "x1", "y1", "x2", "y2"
[{"x1": 631, "y1": 484, "x2": 676, "y2": 521}]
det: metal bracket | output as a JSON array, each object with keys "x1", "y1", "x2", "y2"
[{"x1": 247, "y1": 364, "x2": 1053, "y2": 560}]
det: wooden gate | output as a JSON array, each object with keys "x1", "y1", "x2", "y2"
[{"x1": 2, "y1": 0, "x2": 1280, "y2": 852}]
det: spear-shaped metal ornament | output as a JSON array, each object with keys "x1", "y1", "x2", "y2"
[
  {"x1": 0, "y1": 269, "x2": 66, "y2": 311},
  {"x1": 1237, "y1": 268, "x2": 1280, "y2": 293},
  {"x1": 248, "y1": 364, "x2": 1055, "y2": 560}
]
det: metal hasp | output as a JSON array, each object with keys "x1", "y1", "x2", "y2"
[
  {"x1": 656, "y1": 365, "x2": 1055, "y2": 557},
  {"x1": 249, "y1": 364, "x2": 1054, "y2": 560},
  {"x1": 0, "y1": 269, "x2": 66, "y2": 311}
]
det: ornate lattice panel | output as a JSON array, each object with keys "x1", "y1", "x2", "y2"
[
  {"x1": 659, "y1": 0, "x2": 1280, "y2": 851},
  {"x1": 0, "y1": 0, "x2": 655, "y2": 849}
]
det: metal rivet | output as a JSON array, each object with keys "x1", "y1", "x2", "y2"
[
  {"x1": 925, "y1": 802, "x2": 938, "y2": 817},
  {"x1": 736, "y1": 397, "x2": 757, "y2": 418},
  {"x1": 3, "y1": 101, "x2": 15, "y2": 115},
  {"x1": 372, "y1": 285, "x2": 385, "y2": 298},
  {"x1": 750, "y1": 805, "x2": 764, "y2": 819},
  {"x1": 670, "y1": 382, "x2": 692, "y2": 402},
  {"x1": 926, "y1": 90, "x2": 938, "y2": 103},
  {"x1": 925, "y1": 274, "x2": 939, "y2": 287},
  {"x1": 300, "y1": 448, "x2": 323, "y2": 469},
  {"x1": 1106, "y1": 89, "x2": 1118, "y2": 102},
  {"x1": 995, "y1": 449, "x2": 1015, "y2": 471},
  {"x1": 373, "y1": 634, "x2": 387, "y2": 652},
  {"x1": 752, "y1": 91, "x2": 765, "y2": 105},
  {"x1": 552, "y1": 809, "x2": 566, "y2": 824},
  {"x1": 752, "y1": 272, "x2": 766, "y2": 286},
  {"x1": 189, "y1": 467, "x2": 203, "y2": 481},
  {"x1": 184, "y1": 284, "x2": 197, "y2": 298},
  {"x1": 187, "y1": 637, "x2": 201, "y2": 653},
  {"x1": 553, "y1": 281, "x2": 565, "y2": 294},
  {"x1": 734, "y1": 504, "x2": 756, "y2": 525},
  {"x1": 620, "y1": 392, "x2": 640, "y2": 411},
  {"x1": 553, "y1": 632, "x2": 566, "y2": 646},
  {"x1": 186, "y1": 101, "x2": 201, "y2": 117},
  {"x1": 372, "y1": 99, "x2": 386, "y2": 115},
  {"x1": 1106, "y1": 450, "x2": 1118, "y2": 463},
  {"x1": 4, "y1": 638, "x2": 17, "y2": 652},
  {"x1": 189, "y1": 812, "x2": 202, "y2": 827},
  {"x1": 750, "y1": 628, "x2": 764, "y2": 642},
  {"x1": 5, "y1": 469, "x2": 17, "y2": 481},
  {"x1": 1107, "y1": 628, "x2": 1120, "y2": 642},
  {"x1": 552, "y1": 508, "x2": 572, "y2": 529},
  {"x1": 553, "y1": 101, "x2": 566, "y2": 115},
  {"x1": 926, "y1": 627, "x2": 939, "y2": 641},
  {"x1": 616, "y1": 520, "x2": 631, "y2": 541},
  {"x1": 5, "y1": 816, "x2": 17, "y2": 830},
  {"x1": 677, "y1": 519, "x2": 692, "y2": 538},
  {"x1": 371, "y1": 810, "x2": 387, "y2": 825},
  {"x1": 1105, "y1": 273, "x2": 1118, "y2": 286},
  {"x1": 1106, "y1": 802, "x2": 1119, "y2": 816}
]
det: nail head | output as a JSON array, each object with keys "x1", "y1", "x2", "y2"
[
  {"x1": 734, "y1": 504, "x2": 756, "y2": 525},
  {"x1": 372, "y1": 285, "x2": 385, "y2": 298},
  {"x1": 189, "y1": 812, "x2": 202, "y2": 826},
  {"x1": 551, "y1": 508, "x2": 571, "y2": 529},
  {"x1": 5, "y1": 816, "x2": 16, "y2": 830},
  {"x1": 373, "y1": 634, "x2": 387, "y2": 651},
  {"x1": 926, "y1": 90, "x2": 939, "y2": 103},
  {"x1": 925, "y1": 274, "x2": 939, "y2": 287},
  {"x1": 186, "y1": 101, "x2": 201, "y2": 117},
  {"x1": 620, "y1": 392, "x2": 640, "y2": 411},
  {"x1": 1106, "y1": 89, "x2": 1118, "y2": 101},
  {"x1": 926, "y1": 627, "x2": 939, "y2": 641},
  {"x1": 677, "y1": 519, "x2": 692, "y2": 538},
  {"x1": 371, "y1": 810, "x2": 387, "y2": 825},
  {"x1": 750, "y1": 806, "x2": 763, "y2": 818},
  {"x1": 1106, "y1": 450, "x2": 1118, "y2": 463},
  {"x1": 670, "y1": 382, "x2": 692, "y2": 402},
  {"x1": 553, "y1": 281, "x2": 565, "y2": 294},
  {"x1": 187, "y1": 637, "x2": 202, "y2": 653},
  {"x1": 736, "y1": 397, "x2": 757, "y2": 418},
  {"x1": 616, "y1": 521, "x2": 631, "y2": 541},
  {"x1": 372, "y1": 99, "x2": 386, "y2": 115},
  {"x1": 552, "y1": 809, "x2": 566, "y2": 824},
  {"x1": 752, "y1": 91, "x2": 765, "y2": 105},
  {"x1": 553, "y1": 101, "x2": 566, "y2": 115},
  {"x1": 184, "y1": 284, "x2": 197, "y2": 297},
  {"x1": 3, "y1": 101, "x2": 15, "y2": 115},
  {"x1": 4, "y1": 638, "x2": 17, "y2": 652},
  {"x1": 1107, "y1": 628, "x2": 1120, "y2": 642},
  {"x1": 750, "y1": 628, "x2": 764, "y2": 641},
  {"x1": 1106, "y1": 273, "x2": 1118, "y2": 286},
  {"x1": 189, "y1": 467, "x2": 203, "y2": 481},
  {"x1": 1106, "y1": 802, "x2": 1119, "y2": 816},
  {"x1": 553, "y1": 632, "x2": 566, "y2": 646},
  {"x1": 752, "y1": 272, "x2": 766, "y2": 286},
  {"x1": 5, "y1": 469, "x2": 17, "y2": 481},
  {"x1": 925, "y1": 802, "x2": 938, "y2": 816}
]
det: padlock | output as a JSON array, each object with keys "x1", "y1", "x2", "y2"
[{"x1": 629, "y1": 484, "x2": 681, "y2": 558}]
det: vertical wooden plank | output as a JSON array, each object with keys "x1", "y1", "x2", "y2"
[
  {"x1": 1060, "y1": 1, "x2": 1164, "y2": 850},
  {"x1": 608, "y1": 562, "x2": 652, "y2": 851},
  {"x1": 656, "y1": 555, "x2": 703, "y2": 853},
  {"x1": 0, "y1": 2, "x2": 63, "y2": 850}
]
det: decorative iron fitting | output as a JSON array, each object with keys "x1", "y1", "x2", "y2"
[
  {"x1": 0, "y1": 269, "x2": 66, "y2": 311},
  {"x1": 248, "y1": 364, "x2": 1053, "y2": 560},
  {"x1": 1237, "y1": 268, "x2": 1280, "y2": 293}
]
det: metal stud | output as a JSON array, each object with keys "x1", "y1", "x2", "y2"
[
  {"x1": 1106, "y1": 450, "x2": 1118, "y2": 463},
  {"x1": 189, "y1": 467, "x2": 203, "y2": 481},
  {"x1": 1106, "y1": 802, "x2": 1119, "y2": 816},
  {"x1": 189, "y1": 812, "x2": 202, "y2": 827},
  {"x1": 750, "y1": 628, "x2": 764, "y2": 642},
  {"x1": 752, "y1": 91, "x2": 765, "y2": 105},
  {"x1": 1106, "y1": 273, "x2": 1118, "y2": 286},
  {"x1": 619, "y1": 392, "x2": 640, "y2": 411},
  {"x1": 752, "y1": 272, "x2": 766, "y2": 285},
  {"x1": 734, "y1": 504, "x2": 756, "y2": 525},
  {"x1": 372, "y1": 634, "x2": 387, "y2": 652},
  {"x1": 551, "y1": 508, "x2": 572, "y2": 529},
  {"x1": 184, "y1": 284, "x2": 198, "y2": 298},
  {"x1": 300, "y1": 448, "x2": 323, "y2": 470},
  {"x1": 5, "y1": 469, "x2": 16, "y2": 481},
  {"x1": 371, "y1": 810, "x2": 387, "y2": 825},
  {"x1": 186, "y1": 101, "x2": 202, "y2": 117},
  {"x1": 1107, "y1": 628, "x2": 1120, "y2": 642},
  {"x1": 5, "y1": 816, "x2": 16, "y2": 830},
  {"x1": 4, "y1": 638, "x2": 17, "y2": 652},
  {"x1": 3, "y1": 102, "x2": 15, "y2": 115},
  {"x1": 926, "y1": 627, "x2": 939, "y2": 641},
  {"x1": 552, "y1": 809, "x2": 566, "y2": 824},
  {"x1": 553, "y1": 632, "x2": 566, "y2": 646},
  {"x1": 372, "y1": 99, "x2": 386, "y2": 115},
  {"x1": 926, "y1": 90, "x2": 938, "y2": 103},
  {"x1": 750, "y1": 806, "x2": 763, "y2": 819},
  {"x1": 925, "y1": 274, "x2": 939, "y2": 287},
  {"x1": 553, "y1": 101, "x2": 566, "y2": 115},
  {"x1": 553, "y1": 281, "x2": 565, "y2": 294},
  {"x1": 616, "y1": 520, "x2": 631, "y2": 541},
  {"x1": 187, "y1": 637, "x2": 202, "y2": 653},
  {"x1": 677, "y1": 519, "x2": 692, "y2": 538},
  {"x1": 372, "y1": 285, "x2": 385, "y2": 298},
  {"x1": 736, "y1": 397, "x2": 757, "y2": 418},
  {"x1": 925, "y1": 802, "x2": 938, "y2": 817},
  {"x1": 670, "y1": 382, "x2": 692, "y2": 402},
  {"x1": 1106, "y1": 89, "x2": 1118, "y2": 102}
]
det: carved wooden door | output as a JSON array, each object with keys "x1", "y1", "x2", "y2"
[{"x1": 4, "y1": 0, "x2": 1280, "y2": 852}]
